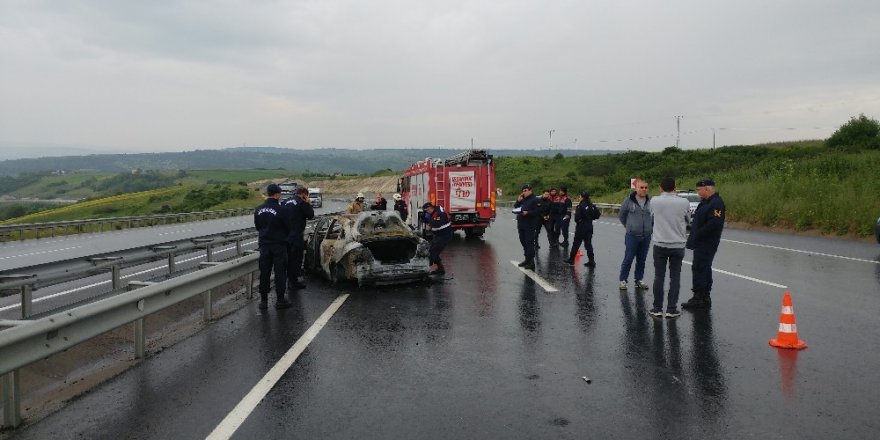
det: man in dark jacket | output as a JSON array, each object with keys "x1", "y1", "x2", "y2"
[
  {"x1": 535, "y1": 189, "x2": 553, "y2": 248},
  {"x1": 558, "y1": 186, "x2": 573, "y2": 246},
  {"x1": 514, "y1": 184, "x2": 540, "y2": 270},
  {"x1": 283, "y1": 187, "x2": 315, "y2": 290},
  {"x1": 254, "y1": 184, "x2": 293, "y2": 310},
  {"x1": 371, "y1": 193, "x2": 388, "y2": 211},
  {"x1": 422, "y1": 202, "x2": 452, "y2": 275},
  {"x1": 392, "y1": 193, "x2": 408, "y2": 221},
  {"x1": 565, "y1": 191, "x2": 601, "y2": 267},
  {"x1": 683, "y1": 179, "x2": 726, "y2": 309}
]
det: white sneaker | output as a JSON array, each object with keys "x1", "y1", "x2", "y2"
[
  {"x1": 635, "y1": 280, "x2": 650, "y2": 290},
  {"x1": 619, "y1": 281, "x2": 628, "y2": 290}
]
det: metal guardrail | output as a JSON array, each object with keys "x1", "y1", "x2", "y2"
[
  {"x1": 0, "y1": 229, "x2": 258, "y2": 319},
  {"x1": 0, "y1": 208, "x2": 253, "y2": 242},
  {"x1": 0, "y1": 253, "x2": 260, "y2": 428}
]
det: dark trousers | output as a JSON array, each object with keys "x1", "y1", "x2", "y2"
[
  {"x1": 518, "y1": 224, "x2": 536, "y2": 261},
  {"x1": 287, "y1": 237, "x2": 305, "y2": 281},
  {"x1": 652, "y1": 246, "x2": 685, "y2": 310},
  {"x1": 569, "y1": 227, "x2": 594, "y2": 260},
  {"x1": 258, "y1": 243, "x2": 287, "y2": 301},
  {"x1": 550, "y1": 214, "x2": 563, "y2": 243},
  {"x1": 619, "y1": 233, "x2": 651, "y2": 282},
  {"x1": 429, "y1": 230, "x2": 453, "y2": 265},
  {"x1": 691, "y1": 246, "x2": 718, "y2": 298},
  {"x1": 543, "y1": 219, "x2": 554, "y2": 244}
]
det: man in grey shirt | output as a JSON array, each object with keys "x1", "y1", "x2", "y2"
[
  {"x1": 649, "y1": 177, "x2": 691, "y2": 318},
  {"x1": 618, "y1": 179, "x2": 652, "y2": 290}
]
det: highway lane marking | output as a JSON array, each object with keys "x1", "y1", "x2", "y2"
[
  {"x1": 509, "y1": 260, "x2": 559, "y2": 292},
  {"x1": 0, "y1": 246, "x2": 82, "y2": 261},
  {"x1": 681, "y1": 260, "x2": 788, "y2": 289},
  {"x1": 206, "y1": 293, "x2": 350, "y2": 440},
  {"x1": 720, "y1": 239, "x2": 879, "y2": 264},
  {"x1": 0, "y1": 241, "x2": 258, "y2": 312}
]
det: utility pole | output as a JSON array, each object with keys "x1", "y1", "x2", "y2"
[
  {"x1": 712, "y1": 128, "x2": 716, "y2": 149},
  {"x1": 674, "y1": 115, "x2": 684, "y2": 148},
  {"x1": 548, "y1": 129, "x2": 555, "y2": 150},
  {"x1": 471, "y1": 137, "x2": 474, "y2": 149}
]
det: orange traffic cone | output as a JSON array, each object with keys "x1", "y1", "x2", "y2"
[{"x1": 769, "y1": 291, "x2": 807, "y2": 350}]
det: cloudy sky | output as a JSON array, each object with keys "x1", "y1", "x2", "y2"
[{"x1": 1, "y1": 0, "x2": 879, "y2": 157}]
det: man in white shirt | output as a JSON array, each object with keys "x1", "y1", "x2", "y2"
[{"x1": 648, "y1": 177, "x2": 691, "y2": 318}]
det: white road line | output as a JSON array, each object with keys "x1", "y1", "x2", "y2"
[
  {"x1": 682, "y1": 260, "x2": 787, "y2": 289},
  {"x1": 0, "y1": 241, "x2": 259, "y2": 312},
  {"x1": 721, "y1": 238, "x2": 879, "y2": 264},
  {"x1": 206, "y1": 293, "x2": 350, "y2": 440},
  {"x1": 509, "y1": 260, "x2": 559, "y2": 292},
  {"x1": 0, "y1": 246, "x2": 82, "y2": 260}
]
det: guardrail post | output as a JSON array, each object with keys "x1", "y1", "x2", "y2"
[
  {"x1": 2, "y1": 369, "x2": 21, "y2": 428},
  {"x1": 242, "y1": 250, "x2": 257, "y2": 299},
  {"x1": 223, "y1": 232, "x2": 244, "y2": 257},
  {"x1": 198, "y1": 262, "x2": 222, "y2": 320},
  {"x1": 0, "y1": 275, "x2": 37, "y2": 319},
  {"x1": 191, "y1": 238, "x2": 214, "y2": 263},
  {"x1": 21, "y1": 284, "x2": 33, "y2": 319},
  {"x1": 127, "y1": 282, "x2": 155, "y2": 359},
  {"x1": 88, "y1": 256, "x2": 124, "y2": 290},
  {"x1": 151, "y1": 245, "x2": 178, "y2": 276}
]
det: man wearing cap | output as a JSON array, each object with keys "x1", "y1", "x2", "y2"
[
  {"x1": 392, "y1": 193, "x2": 408, "y2": 221},
  {"x1": 565, "y1": 190, "x2": 601, "y2": 267},
  {"x1": 422, "y1": 202, "x2": 452, "y2": 275},
  {"x1": 648, "y1": 177, "x2": 691, "y2": 318},
  {"x1": 618, "y1": 178, "x2": 653, "y2": 291},
  {"x1": 683, "y1": 178, "x2": 726, "y2": 309},
  {"x1": 254, "y1": 184, "x2": 293, "y2": 310},
  {"x1": 283, "y1": 186, "x2": 314, "y2": 291},
  {"x1": 514, "y1": 184, "x2": 540, "y2": 270},
  {"x1": 348, "y1": 193, "x2": 366, "y2": 214}
]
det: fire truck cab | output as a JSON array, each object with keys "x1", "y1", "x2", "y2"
[{"x1": 399, "y1": 150, "x2": 496, "y2": 238}]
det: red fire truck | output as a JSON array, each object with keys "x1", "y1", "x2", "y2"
[{"x1": 399, "y1": 150, "x2": 497, "y2": 238}]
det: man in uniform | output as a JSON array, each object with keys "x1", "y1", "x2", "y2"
[
  {"x1": 558, "y1": 186, "x2": 573, "y2": 246},
  {"x1": 683, "y1": 179, "x2": 726, "y2": 310},
  {"x1": 392, "y1": 193, "x2": 408, "y2": 221},
  {"x1": 565, "y1": 190, "x2": 601, "y2": 267},
  {"x1": 548, "y1": 188, "x2": 564, "y2": 246},
  {"x1": 347, "y1": 192, "x2": 366, "y2": 214},
  {"x1": 514, "y1": 184, "x2": 540, "y2": 270},
  {"x1": 422, "y1": 202, "x2": 452, "y2": 275},
  {"x1": 535, "y1": 189, "x2": 553, "y2": 249},
  {"x1": 283, "y1": 187, "x2": 314, "y2": 290},
  {"x1": 254, "y1": 184, "x2": 293, "y2": 310}
]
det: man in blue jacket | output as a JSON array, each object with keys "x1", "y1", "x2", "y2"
[
  {"x1": 514, "y1": 184, "x2": 540, "y2": 270},
  {"x1": 254, "y1": 184, "x2": 293, "y2": 310},
  {"x1": 618, "y1": 179, "x2": 652, "y2": 291},
  {"x1": 683, "y1": 179, "x2": 726, "y2": 309},
  {"x1": 283, "y1": 187, "x2": 314, "y2": 290},
  {"x1": 422, "y1": 202, "x2": 453, "y2": 275}
]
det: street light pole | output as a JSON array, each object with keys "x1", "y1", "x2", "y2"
[
  {"x1": 674, "y1": 115, "x2": 684, "y2": 148},
  {"x1": 548, "y1": 129, "x2": 555, "y2": 149}
]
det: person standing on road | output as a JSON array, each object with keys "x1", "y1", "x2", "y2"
[
  {"x1": 682, "y1": 179, "x2": 726, "y2": 310},
  {"x1": 283, "y1": 187, "x2": 315, "y2": 291},
  {"x1": 347, "y1": 193, "x2": 366, "y2": 214},
  {"x1": 514, "y1": 184, "x2": 539, "y2": 270},
  {"x1": 648, "y1": 177, "x2": 691, "y2": 318},
  {"x1": 549, "y1": 188, "x2": 565, "y2": 246},
  {"x1": 535, "y1": 189, "x2": 553, "y2": 249},
  {"x1": 565, "y1": 190, "x2": 601, "y2": 267},
  {"x1": 254, "y1": 184, "x2": 293, "y2": 310},
  {"x1": 422, "y1": 202, "x2": 452, "y2": 275},
  {"x1": 371, "y1": 193, "x2": 388, "y2": 211},
  {"x1": 618, "y1": 179, "x2": 652, "y2": 291},
  {"x1": 558, "y1": 186, "x2": 573, "y2": 246},
  {"x1": 392, "y1": 193, "x2": 408, "y2": 221}
]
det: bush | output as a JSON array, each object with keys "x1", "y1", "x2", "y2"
[{"x1": 826, "y1": 114, "x2": 880, "y2": 150}]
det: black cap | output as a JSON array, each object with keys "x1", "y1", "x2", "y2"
[
  {"x1": 422, "y1": 202, "x2": 433, "y2": 210},
  {"x1": 696, "y1": 178, "x2": 716, "y2": 187},
  {"x1": 521, "y1": 184, "x2": 532, "y2": 191},
  {"x1": 266, "y1": 184, "x2": 282, "y2": 195},
  {"x1": 580, "y1": 190, "x2": 590, "y2": 198}
]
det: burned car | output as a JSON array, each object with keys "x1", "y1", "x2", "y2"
[{"x1": 304, "y1": 211, "x2": 431, "y2": 286}]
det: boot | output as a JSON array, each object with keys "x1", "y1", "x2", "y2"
[
  {"x1": 564, "y1": 257, "x2": 575, "y2": 265},
  {"x1": 584, "y1": 258, "x2": 596, "y2": 267},
  {"x1": 681, "y1": 293, "x2": 711, "y2": 309}
]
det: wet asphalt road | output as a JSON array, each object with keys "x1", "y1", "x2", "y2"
[{"x1": 5, "y1": 209, "x2": 880, "y2": 439}]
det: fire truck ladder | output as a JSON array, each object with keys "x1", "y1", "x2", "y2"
[{"x1": 434, "y1": 160, "x2": 446, "y2": 208}]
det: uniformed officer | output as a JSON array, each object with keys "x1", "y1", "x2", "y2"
[
  {"x1": 514, "y1": 184, "x2": 540, "y2": 270},
  {"x1": 548, "y1": 188, "x2": 564, "y2": 246},
  {"x1": 347, "y1": 193, "x2": 366, "y2": 214},
  {"x1": 254, "y1": 183, "x2": 293, "y2": 310},
  {"x1": 534, "y1": 189, "x2": 553, "y2": 249},
  {"x1": 392, "y1": 193, "x2": 408, "y2": 221},
  {"x1": 683, "y1": 178, "x2": 726, "y2": 310},
  {"x1": 422, "y1": 202, "x2": 453, "y2": 275},
  {"x1": 283, "y1": 186, "x2": 314, "y2": 291},
  {"x1": 559, "y1": 186, "x2": 573, "y2": 246},
  {"x1": 565, "y1": 190, "x2": 601, "y2": 267}
]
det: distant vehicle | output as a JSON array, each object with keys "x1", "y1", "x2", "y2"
[
  {"x1": 303, "y1": 211, "x2": 430, "y2": 287},
  {"x1": 677, "y1": 190, "x2": 701, "y2": 226},
  {"x1": 400, "y1": 149, "x2": 497, "y2": 238},
  {"x1": 308, "y1": 188, "x2": 322, "y2": 208},
  {"x1": 279, "y1": 182, "x2": 298, "y2": 198},
  {"x1": 875, "y1": 216, "x2": 880, "y2": 244}
]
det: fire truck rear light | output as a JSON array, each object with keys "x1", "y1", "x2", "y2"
[{"x1": 481, "y1": 201, "x2": 490, "y2": 208}]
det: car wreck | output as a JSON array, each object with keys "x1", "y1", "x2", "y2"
[{"x1": 304, "y1": 211, "x2": 431, "y2": 286}]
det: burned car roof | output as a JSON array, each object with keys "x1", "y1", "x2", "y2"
[{"x1": 304, "y1": 211, "x2": 430, "y2": 287}]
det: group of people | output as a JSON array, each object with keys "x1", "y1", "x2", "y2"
[
  {"x1": 515, "y1": 177, "x2": 725, "y2": 318},
  {"x1": 253, "y1": 184, "x2": 315, "y2": 310},
  {"x1": 346, "y1": 192, "x2": 409, "y2": 221}
]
